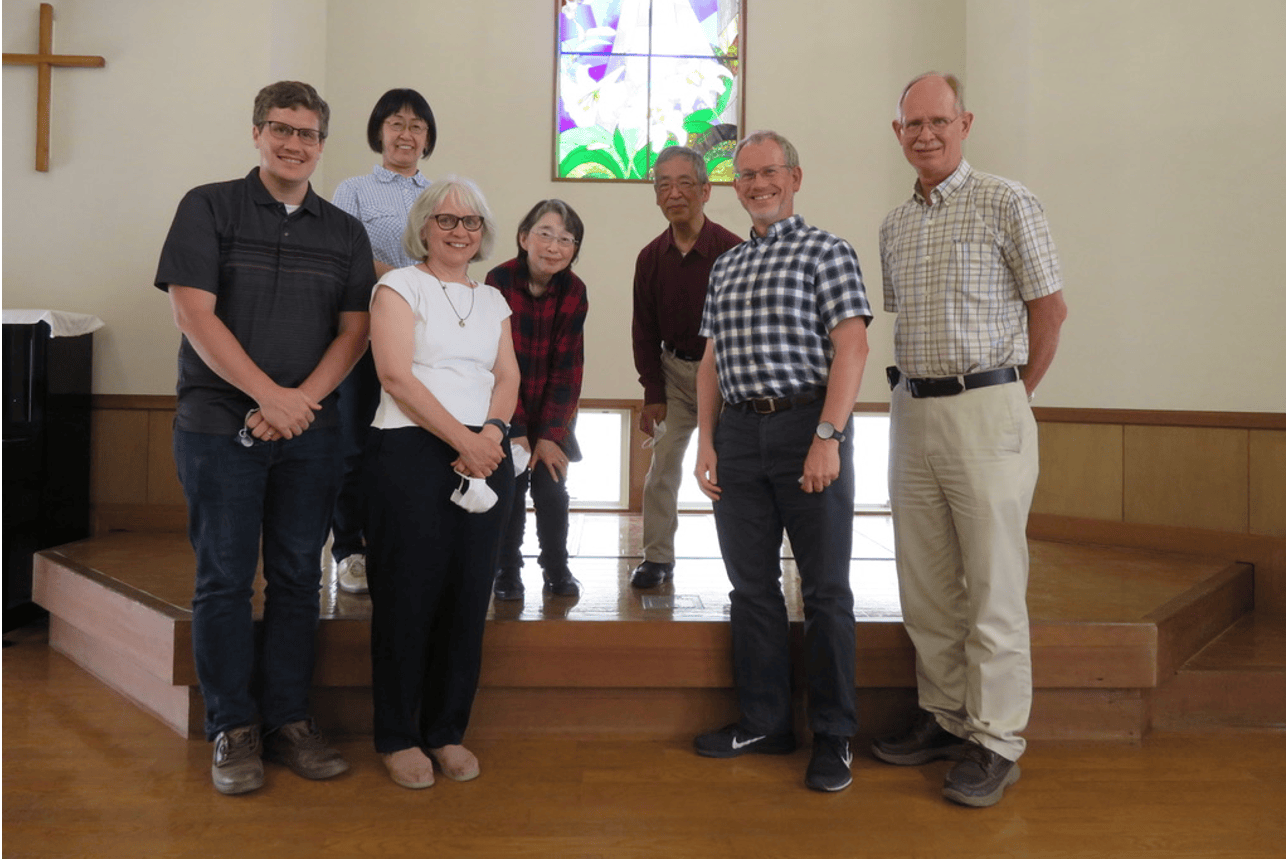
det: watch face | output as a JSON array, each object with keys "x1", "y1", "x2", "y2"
[{"x1": 817, "y1": 421, "x2": 835, "y2": 439}]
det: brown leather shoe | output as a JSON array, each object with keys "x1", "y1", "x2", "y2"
[
  {"x1": 943, "y1": 741, "x2": 1021, "y2": 807},
  {"x1": 264, "y1": 719, "x2": 349, "y2": 780},
  {"x1": 211, "y1": 724, "x2": 263, "y2": 795},
  {"x1": 871, "y1": 710, "x2": 968, "y2": 766}
]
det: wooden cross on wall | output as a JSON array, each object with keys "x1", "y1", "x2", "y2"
[{"x1": 3, "y1": 3, "x2": 106, "y2": 172}]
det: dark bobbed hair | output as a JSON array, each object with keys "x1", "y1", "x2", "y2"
[
  {"x1": 253, "y1": 81, "x2": 330, "y2": 139},
  {"x1": 366, "y1": 88, "x2": 437, "y2": 159},
  {"x1": 515, "y1": 199, "x2": 585, "y2": 272}
]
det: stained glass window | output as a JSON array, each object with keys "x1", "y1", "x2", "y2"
[{"x1": 555, "y1": 0, "x2": 743, "y2": 183}]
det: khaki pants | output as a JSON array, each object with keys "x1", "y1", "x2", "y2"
[
  {"x1": 889, "y1": 379, "x2": 1038, "y2": 761},
  {"x1": 640, "y1": 351, "x2": 705, "y2": 563}
]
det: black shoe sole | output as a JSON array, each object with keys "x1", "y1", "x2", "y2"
[{"x1": 805, "y1": 771, "x2": 853, "y2": 792}]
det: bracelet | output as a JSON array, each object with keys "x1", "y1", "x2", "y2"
[{"x1": 483, "y1": 418, "x2": 509, "y2": 436}]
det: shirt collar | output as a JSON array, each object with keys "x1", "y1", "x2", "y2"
[
  {"x1": 662, "y1": 217, "x2": 718, "y2": 257},
  {"x1": 749, "y1": 213, "x2": 805, "y2": 245},
  {"x1": 914, "y1": 160, "x2": 972, "y2": 205},
  {"x1": 247, "y1": 167, "x2": 321, "y2": 216},
  {"x1": 373, "y1": 164, "x2": 428, "y2": 187}
]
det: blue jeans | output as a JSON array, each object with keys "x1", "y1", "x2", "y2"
[
  {"x1": 174, "y1": 426, "x2": 342, "y2": 740},
  {"x1": 712, "y1": 401, "x2": 858, "y2": 738}
]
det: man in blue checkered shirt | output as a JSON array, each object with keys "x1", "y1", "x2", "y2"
[{"x1": 691, "y1": 131, "x2": 873, "y2": 793}]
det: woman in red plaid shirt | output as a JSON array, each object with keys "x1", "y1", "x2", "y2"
[{"x1": 485, "y1": 200, "x2": 588, "y2": 600}]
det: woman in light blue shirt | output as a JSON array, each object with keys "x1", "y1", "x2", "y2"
[{"x1": 330, "y1": 89, "x2": 438, "y2": 595}]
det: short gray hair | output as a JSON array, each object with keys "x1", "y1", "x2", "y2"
[
  {"x1": 402, "y1": 175, "x2": 497, "y2": 263},
  {"x1": 896, "y1": 72, "x2": 965, "y2": 119},
  {"x1": 653, "y1": 145, "x2": 708, "y2": 186},
  {"x1": 733, "y1": 130, "x2": 800, "y2": 171}
]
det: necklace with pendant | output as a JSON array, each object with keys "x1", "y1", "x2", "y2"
[{"x1": 428, "y1": 266, "x2": 475, "y2": 327}]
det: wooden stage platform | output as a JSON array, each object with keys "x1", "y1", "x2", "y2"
[{"x1": 33, "y1": 513, "x2": 1271, "y2": 743}]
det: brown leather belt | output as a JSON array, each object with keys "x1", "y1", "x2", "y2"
[{"x1": 728, "y1": 388, "x2": 825, "y2": 414}]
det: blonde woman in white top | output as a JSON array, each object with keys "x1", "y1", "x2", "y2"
[{"x1": 363, "y1": 176, "x2": 519, "y2": 790}]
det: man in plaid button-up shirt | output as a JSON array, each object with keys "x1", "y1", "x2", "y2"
[
  {"x1": 692, "y1": 131, "x2": 872, "y2": 793},
  {"x1": 872, "y1": 72, "x2": 1067, "y2": 809}
]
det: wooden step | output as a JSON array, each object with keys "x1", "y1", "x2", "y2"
[
  {"x1": 1152, "y1": 613, "x2": 1286, "y2": 730},
  {"x1": 33, "y1": 524, "x2": 1257, "y2": 742}
]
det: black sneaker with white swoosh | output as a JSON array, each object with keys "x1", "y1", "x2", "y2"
[
  {"x1": 805, "y1": 734, "x2": 853, "y2": 792},
  {"x1": 694, "y1": 723, "x2": 797, "y2": 758}
]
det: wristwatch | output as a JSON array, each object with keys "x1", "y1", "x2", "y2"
[
  {"x1": 484, "y1": 418, "x2": 509, "y2": 437},
  {"x1": 815, "y1": 421, "x2": 845, "y2": 443}
]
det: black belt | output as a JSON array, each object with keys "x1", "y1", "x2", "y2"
[
  {"x1": 886, "y1": 366, "x2": 1019, "y2": 398},
  {"x1": 728, "y1": 388, "x2": 825, "y2": 414},
  {"x1": 663, "y1": 343, "x2": 703, "y2": 362}
]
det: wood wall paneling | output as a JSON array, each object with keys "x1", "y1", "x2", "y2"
[
  {"x1": 90, "y1": 409, "x2": 149, "y2": 506},
  {"x1": 146, "y1": 409, "x2": 183, "y2": 506},
  {"x1": 1033, "y1": 422, "x2": 1123, "y2": 521},
  {"x1": 1249, "y1": 429, "x2": 1286, "y2": 538},
  {"x1": 1123, "y1": 426, "x2": 1249, "y2": 533}
]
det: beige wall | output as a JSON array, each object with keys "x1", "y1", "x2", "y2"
[{"x1": 4, "y1": 0, "x2": 1284, "y2": 412}]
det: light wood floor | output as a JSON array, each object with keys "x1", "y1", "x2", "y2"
[{"x1": 5, "y1": 620, "x2": 1285, "y2": 859}]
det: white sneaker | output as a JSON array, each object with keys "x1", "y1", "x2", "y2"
[{"x1": 336, "y1": 554, "x2": 368, "y2": 594}]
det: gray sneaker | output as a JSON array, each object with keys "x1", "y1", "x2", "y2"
[
  {"x1": 336, "y1": 554, "x2": 368, "y2": 594},
  {"x1": 211, "y1": 724, "x2": 263, "y2": 795},
  {"x1": 264, "y1": 719, "x2": 349, "y2": 780}
]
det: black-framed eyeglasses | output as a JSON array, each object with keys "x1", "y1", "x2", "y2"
[
  {"x1": 432, "y1": 214, "x2": 484, "y2": 232},
  {"x1": 259, "y1": 120, "x2": 325, "y2": 145},
  {"x1": 899, "y1": 115, "x2": 962, "y2": 136}
]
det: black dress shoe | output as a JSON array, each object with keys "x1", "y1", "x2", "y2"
[
  {"x1": 493, "y1": 570, "x2": 524, "y2": 601},
  {"x1": 543, "y1": 568, "x2": 581, "y2": 597},
  {"x1": 630, "y1": 560, "x2": 674, "y2": 588}
]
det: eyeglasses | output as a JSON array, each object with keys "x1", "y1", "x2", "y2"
[
  {"x1": 898, "y1": 115, "x2": 962, "y2": 136},
  {"x1": 654, "y1": 178, "x2": 700, "y2": 195},
  {"x1": 432, "y1": 213, "x2": 484, "y2": 231},
  {"x1": 384, "y1": 118, "x2": 430, "y2": 136},
  {"x1": 259, "y1": 120, "x2": 324, "y2": 145},
  {"x1": 529, "y1": 228, "x2": 577, "y2": 248},
  {"x1": 733, "y1": 164, "x2": 791, "y2": 183}
]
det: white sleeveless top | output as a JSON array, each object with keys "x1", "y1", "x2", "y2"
[{"x1": 370, "y1": 265, "x2": 511, "y2": 429}]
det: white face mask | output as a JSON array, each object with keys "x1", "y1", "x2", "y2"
[
  {"x1": 450, "y1": 470, "x2": 498, "y2": 513},
  {"x1": 510, "y1": 442, "x2": 532, "y2": 476}
]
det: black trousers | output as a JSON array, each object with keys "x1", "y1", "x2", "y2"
[
  {"x1": 712, "y1": 401, "x2": 859, "y2": 738},
  {"x1": 497, "y1": 462, "x2": 572, "y2": 577},
  {"x1": 363, "y1": 426, "x2": 513, "y2": 753}
]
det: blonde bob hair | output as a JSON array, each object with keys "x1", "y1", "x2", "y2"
[{"x1": 402, "y1": 175, "x2": 497, "y2": 263}]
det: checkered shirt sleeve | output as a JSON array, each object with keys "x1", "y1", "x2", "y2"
[{"x1": 700, "y1": 216, "x2": 871, "y2": 404}]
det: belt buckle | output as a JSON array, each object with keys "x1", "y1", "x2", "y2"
[{"x1": 752, "y1": 398, "x2": 776, "y2": 414}]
